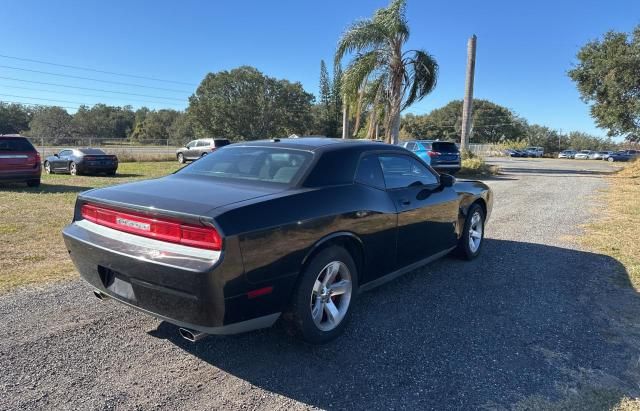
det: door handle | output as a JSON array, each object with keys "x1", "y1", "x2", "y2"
[{"x1": 400, "y1": 198, "x2": 411, "y2": 206}]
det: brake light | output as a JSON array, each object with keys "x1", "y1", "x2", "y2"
[
  {"x1": 428, "y1": 151, "x2": 441, "y2": 158},
  {"x1": 81, "y1": 203, "x2": 221, "y2": 251},
  {"x1": 85, "y1": 156, "x2": 96, "y2": 161},
  {"x1": 34, "y1": 152, "x2": 41, "y2": 168}
]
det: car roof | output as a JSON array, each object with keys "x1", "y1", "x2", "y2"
[{"x1": 232, "y1": 137, "x2": 402, "y2": 152}]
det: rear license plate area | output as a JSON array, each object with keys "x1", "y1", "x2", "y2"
[{"x1": 98, "y1": 265, "x2": 136, "y2": 301}]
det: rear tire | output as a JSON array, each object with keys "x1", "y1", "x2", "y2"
[
  {"x1": 287, "y1": 246, "x2": 358, "y2": 344},
  {"x1": 456, "y1": 203, "x2": 485, "y2": 260},
  {"x1": 69, "y1": 162, "x2": 78, "y2": 176},
  {"x1": 44, "y1": 161, "x2": 52, "y2": 174},
  {"x1": 608, "y1": 157, "x2": 614, "y2": 162},
  {"x1": 26, "y1": 179, "x2": 40, "y2": 187},
  {"x1": 177, "y1": 153, "x2": 185, "y2": 164}
]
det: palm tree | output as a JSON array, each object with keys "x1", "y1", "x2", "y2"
[{"x1": 335, "y1": 0, "x2": 438, "y2": 144}]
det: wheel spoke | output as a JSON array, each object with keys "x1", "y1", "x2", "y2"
[
  {"x1": 312, "y1": 280, "x2": 323, "y2": 295},
  {"x1": 311, "y1": 297, "x2": 323, "y2": 323},
  {"x1": 470, "y1": 230, "x2": 481, "y2": 239},
  {"x1": 329, "y1": 280, "x2": 352, "y2": 296},
  {"x1": 324, "y1": 300, "x2": 339, "y2": 324},
  {"x1": 323, "y1": 262, "x2": 339, "y2": 286}
]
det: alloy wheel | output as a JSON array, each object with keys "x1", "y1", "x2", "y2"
[
  {"x1": 468, "y1": 211, "x2": 483, "y2": 253},
  {"x1": 310, "y1": 261, "x2": 353, "y2": 332},
  {"x1": 44, "y1": 162, "x2": 51, "y2": 174},
  {"x1": 70, "y1": 163, "x2": 77, "y2": 176}
]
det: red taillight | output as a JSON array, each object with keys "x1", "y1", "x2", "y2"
[
  {"x1": 427, "y1": 151, "x2": 440, "y2": 158},
  {"x1": 85, "y1": 156, "x2": 96, "y2": 161},
  {"x1": 81, "y1": 203, "x2": 221, "y2": 251},
  {"x1": 34, "y1": 152, "x2": 41, "y2": 168}
]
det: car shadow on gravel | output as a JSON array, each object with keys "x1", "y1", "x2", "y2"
[{"x1": 154, "y1": 239, "x2": 640, "y2": 409}]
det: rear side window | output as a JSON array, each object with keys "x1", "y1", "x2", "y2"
[
  {"x1": 196, "y1": 141, "x2": 210, "y2": 147},
  {"x1": 0, "y1": 138, "x2": 35, "y2": 152},
  {"x1": 214, "y1": 139, "x2": 230, "y2": 148},
  {"x1": 379, "y1": 154, "x2": 439, "y2": 189},
  {"x1": 355, "y1": 155, "x2": 385, "y2": 189},
  {"x1": 431, "y1": 142, "x2": 458, "y2": 153},
  {"x1": 303, "y1": 147, "x2": 360, "y2": 187}
]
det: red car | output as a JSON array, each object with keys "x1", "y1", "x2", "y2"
[{"x1": 0, "y1": 135, "x2": 41, "y2": 187}]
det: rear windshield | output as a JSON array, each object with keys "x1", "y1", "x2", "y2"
[
  {"x1": 180, "y1": 146, "x2": 312, "y2": 185},
  {"x1": 0, "y1": 137, "x2": 35, "y2": 152},
  {"x1": 214, "y1": 139, "x2": 230, "y2": 148},
  {"x1": 79, "y1": 148, "x2": 106, "y2": 154},
  {"x1": 431, "y1": 142, "x2": 458, "y2": 153}
]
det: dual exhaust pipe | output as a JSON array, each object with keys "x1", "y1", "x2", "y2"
[{"x1": 92, "y1": 289, "x2": 207, "y2": 343}]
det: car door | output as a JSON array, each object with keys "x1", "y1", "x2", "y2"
[
  {"x1": 184, "y1": 140, "x2": 198, "y2": 160},
  {"x1": 53, "y1": 150, "x2": 72, "y2": 171},
  {"x1": 378, "y1": 153, "x2": 459, "y2": 268}
]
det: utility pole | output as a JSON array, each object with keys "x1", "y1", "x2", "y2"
[
  {"x1": 460, "y1": 34, "x2": 477, "y2": 151},
  {"x1": 342, "y1": 94, "x2": 349, "y2": 139}
]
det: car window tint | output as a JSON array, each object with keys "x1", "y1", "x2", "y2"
[
  {"x1": 379, "y1": 154, "x2": 438, "y2": 189},
  {"x1": 431, "y1": 142, "x2": 458, "y2": 153},
  {"x1": 59, "y1": 150, "x2": 72, "y2": 157},
  {"x1": 214, "y1": 139, "x2": 230, "y2": 147},
  {"x1": 0, "y1": 138, "x2": 34, "y2": 152},
  {"x1": 186, "y1": 140, "x2": 196, "y2": 148},
  {"x1": 303, "y1": 147, "x2": 360, "y2": 187},
  {"x1": 181, "y1": 146, "x2": 312, "y2": 185},
  {"x1": 79, "y1": 148, "x2": 106, "y2": 154},
  {"x1": 355, "y1": 155, "x2": 385, "y2": 189}
]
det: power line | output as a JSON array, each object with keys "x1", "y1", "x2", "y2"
[
  {"x1": 0, "y1": 76, "x2": 187, "y2": 102},
  {"x1": 0, "y1": 53, "x2": 197, "y2": 86},
  {"x1": 1, "y1": 99, "x2": 79, "y2": 111},
  {"x1": 0, "y1": 65, "x2": 191, "y2": 93},
  {"x1": 0, "y1": 84, "x2": 185, "y2": 107}
]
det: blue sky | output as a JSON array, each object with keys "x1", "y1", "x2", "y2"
[{"x1": 0, "y1": 0, "x2": 638, "y2": 137}]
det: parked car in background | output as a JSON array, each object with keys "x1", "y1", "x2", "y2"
[
  {"x1": 0, "y1": 134, "x2": 41, "y2": 187},
  {"x1": 525, "y1": 147, "x2": 544, "y2": 157},
  {"x1": 558, "y1": 150, "x2": 577, "y2": 159},
  {"x1": 44, "y1": 148, "x2": 118, "y2": 176},
  {"x1": 622, "y1": 149, "x2": 639, "y2": 159},
  {"x1": 401, "y1": 140, "x2": 461, "y2": 174},
  {"x1": 592, "y1": 151, "x2": 614, "y2": 160},
  {"x1": 176, "y1": 138, "x2": 231, "y2": 163},
  {"x1": 63, "y1": 138, "x2": 492, "y2": 344},
  {"x1": 574, "y1": 150, "x2": 594, "y2": 160},
  {"x1": 607, "y1": 151, "x2": 633, "y2": 162}
]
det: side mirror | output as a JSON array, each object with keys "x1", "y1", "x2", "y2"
[
  {"x1": 440, "y1": 173, "x2": 456, "y2": 188},
  {"x1": 54, "y1": 154, "x2": 59, "y2": 158}
]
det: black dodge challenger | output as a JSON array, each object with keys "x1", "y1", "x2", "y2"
[{"x1": 62, "y1": 138, "x2": 492, "y2": 343}]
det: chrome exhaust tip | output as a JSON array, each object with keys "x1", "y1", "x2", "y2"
[
  {"x1": 178, "y1": 327, "x2": 207, "y2": 342},
  {"x1": 93, "y1": 290, "x2": 107, "y2": 300}
]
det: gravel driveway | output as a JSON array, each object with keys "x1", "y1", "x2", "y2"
[{"x1": 2, "y1": 158, "x2": 639, "y2": 410}]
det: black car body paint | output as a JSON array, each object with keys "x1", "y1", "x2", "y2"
[{"x1": 62, "y1": 138, "x2": 492, "y2": 335}]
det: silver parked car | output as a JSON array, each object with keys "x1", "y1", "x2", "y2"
[
  {"x1": 574, "y1": 150, "x2": 593, "y2": 160},
  {"x1": 558, "y1": 150, "x2": 577, "y2": 159},
  {"x1": 176, "y1": 138, "x2": 231, "y2": 163},
  {"x1": 593, "y1": 151, "x2": 614, "y2": 160}
]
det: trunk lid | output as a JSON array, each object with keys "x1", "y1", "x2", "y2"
[
  {"x1": 79, "y1": 173, "x2": 285, "y2": 217},
  {"x1": 0, "y1": 137, "x2": 38, "y2": 171}
]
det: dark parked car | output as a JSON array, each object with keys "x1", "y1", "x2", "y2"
[
  {"x1": 0, "y1": 135, "x2": 41, "y2": 187},
  {"x1": 62, "y1": 138, "x2": 492, "y2": 344},
  {"x1": 401, "y1": 140, "x2": 461, "y2": 174},
  {"x1": 607, "y1": 151, "x2": 634, "y2": 162},
  {"x1": 176, "y1": 138, "x2": 231, "y2": 163},
  {"x1": 44, "y1": 148, "x2": 118, "y2": 176}
]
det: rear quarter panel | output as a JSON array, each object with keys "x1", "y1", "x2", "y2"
[{"x1": 214, "y1": 184, "x2": 398, "y2": 290}]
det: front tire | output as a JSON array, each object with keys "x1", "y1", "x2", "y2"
[
  {"x1": 288, "y1": 246, "x2": 358, "y2": 344},
  {"x1": 177, "y1": 153, "x2": 185, "y2": 164},
  {"x1": 44, "y1": 161, "x2": 52, "y2": 174},
  {"x1": 608, "y1": 157, "x2": 614, "y2": 162},
  {"x1": 69, "y1": 162, "x2": 78, "y2": 176},
  {"x1": 456, "y1": 203, "x2": 485, "y2": 260}
]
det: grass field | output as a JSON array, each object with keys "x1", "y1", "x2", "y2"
[
  {"x1": 0, "y1": 162, "x2": 182, "y2": 294},
  {"x1": 582, "y1": 160, "x2": 640, "y2": 289}
]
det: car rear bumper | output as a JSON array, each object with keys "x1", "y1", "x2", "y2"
[
  {"x1": 78, "y1": 163, "x2": 118, "y2": 173},
  {"x1": 432, "y1": 163, "x2": 461, "y2": 173},
  {"x1": 62, "y1": 219, "x2": 281, "y2": 334},
  {"x1": 0, "y1": 168, "x2": 41, "y2": 182}
]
